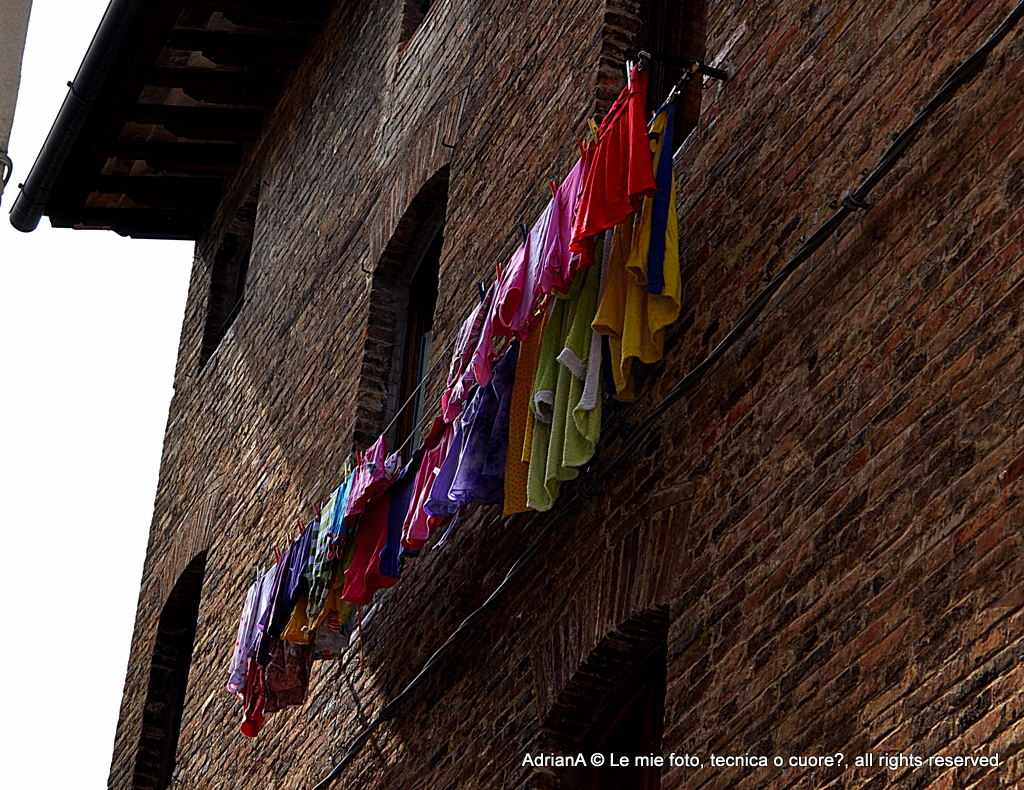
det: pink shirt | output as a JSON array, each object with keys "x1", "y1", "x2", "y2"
[
  {"x1": 344, "y1": 434, "x2": 396, "y2": 526},
  {"x1": 540, "y1": 157, "x2": 587, "y2": 296},
  {"x1": 402, "y1": 416, "x2": 455, "y2": 550}
]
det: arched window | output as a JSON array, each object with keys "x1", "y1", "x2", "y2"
[
  {"x1": 583, "y1": 646, "x2": 666, "y2": 790},
  {"x1": 200, "y1": 186, "x2": 258, "y2": 368},
  {"x1": 537, "y1": 606, "x2": 669, "y2": 790},
  {"x1": 132, "y1": 553, "x2": 207, "y2": 790},
  {"x1": 355, "y1": 167, "x2": 447, "y2": 452}
]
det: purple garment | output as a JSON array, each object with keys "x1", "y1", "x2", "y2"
[
  {"x1": 379, "y1": 451, "x2": 423, "y2": 578},
  {"x1": 449, "y1": 341, "x2": 519, "y2": 505},
  {"x1": 424, "y1": 414, "x2": 468, "y2": 518},
  {"x1": 230, "y1": 563, "x2": 280, "y2": 690},
  {"x1": 259, "y1": 523, "x2": 316, "y2": 663}
]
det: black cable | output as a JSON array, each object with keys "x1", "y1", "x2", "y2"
[{"x1": 310, "y1": 4, "x2": 1024, "y2": 786}]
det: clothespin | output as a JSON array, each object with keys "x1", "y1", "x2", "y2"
[
  {"x1": 576, "y1": 138, "x2": 587, "y2": 158},
  {"x1": 519, "y1": 222, "x2": 529, "y2": 245},
  {"x1": 587, "y1": 118, "x2": 600, "y2": 142},
  {"x1": 549, "y1": 180, "x2": 559, "y2": 199},
  {"x1": 637, "y1": 50, "x2": 651, "y2": 72},
  {"x1": 297, "y1": 518, "x2": 306, "y2": 535},
  {"x1": 273, "y1": 546, "x2": 282, "y2": 563},
  {"x1": 476, "y1": 281, "x2": 486, "y2": 301}
]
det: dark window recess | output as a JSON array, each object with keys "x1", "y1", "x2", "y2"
[
  {"x1": 583, "y1": 647, "x2": 667, "y2": 790},
  {"x1": 400, "y1": 0, "x2": 435, "y2": 46},
  {"x1": 200, "y1": 188, "x2": 258, "y2": 367},
  {"x1": 635, "y1": 0, "x2": 708, "y2": 147},
  {"x1": 395, "y1": 224, "x2": 442, "y2": 454},
  {"x1": 132, "y1": 553, "x2": 207, "y2": 790}
]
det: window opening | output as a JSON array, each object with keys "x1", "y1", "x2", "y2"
[
  {"x1": 200, "y1": 186, "x2": 258, "y2": 367},
  {"x1": 400, "y1": 0, "x2": 435, "y2": 47},
  {"x1": 635, "y1": 0, "x2": 707, "y2": 147},
  {"x1": 132, "y1": 553, "x2": 207, "y2": 790},
  {"x1": 395, "y1": 223, "x2": 442, "y2": 454},
  {"x1": 583, "y1": 646, "x2": 666, "y2": 790}
]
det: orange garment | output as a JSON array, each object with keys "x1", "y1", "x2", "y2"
[{"x1": 503, "y1": 310, "x2": 546, "y2": 515}]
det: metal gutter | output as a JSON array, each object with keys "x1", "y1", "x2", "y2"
[{"x1": 9, "y1": 0, "x2": 149, "y2": 232}]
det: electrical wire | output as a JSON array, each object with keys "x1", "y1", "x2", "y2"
[{"x1": 310, "y1": 5, "x2": 1024, "y2": 786}]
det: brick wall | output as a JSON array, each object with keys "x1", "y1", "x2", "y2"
[{"x1": 108, "y1": 0, "x2": 1024, "y2": 789}]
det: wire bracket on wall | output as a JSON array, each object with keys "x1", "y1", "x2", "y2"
[
  {"x1": 641, "y1": 49, "x2": 729, "y2": 82},
  {"x1": 841, "y1": 191, "x2": 873, "y2": 211}
]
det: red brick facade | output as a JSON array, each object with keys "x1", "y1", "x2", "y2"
[{"x1": 108, "y1": 0, "x2": 1024, "y2": 788}]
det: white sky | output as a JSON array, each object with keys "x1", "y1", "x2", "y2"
[{"x1": 0, "y1": 2, "x2": 193, "y2": 787}]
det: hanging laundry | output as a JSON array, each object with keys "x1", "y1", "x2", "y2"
[
  {"x1": 256, "y1": 519, "x2": 316, "y2": 663},
  {"x1": 342, "y1": 451, "x2": 402, "y2": 605},
  {"x1": 227, "y1": 576, "x2": 263, "y2": 697},
  {"x1": 556, "y1": 235, "x2": 607, "y2": 469},
  {"x1": 379, "y1": 448, "x2": 425, "y2": 578},
  {"x1": 526, "y1": 247, "x2": 604, "y2": 511},
  {"x1": 424, "y1": 413, "x2": 467, "y2": 519},
  {"x1": 526, "y1": 271, "x2": 580, "y2": 511},
  {"x1": 240, "y1": 656, "x2": 268, "y2": 737},
  {"x1": 539, "y1": 156, "x2": 588, "y2": 297},
  {"x1": 492, "y1": 205, "x2": 555, "y2": 341},
  {"x1": 261, "y1": 639, "x2": 314, "y2": 713},
  {"x1": 446, "y1": 340, "x2": 519, "y2": 507},
  {"x1": 504, "y1": 309, "x2": 546, "y2": 515},
  {"x1": 402, "y1": 415, "x2": 455, "y2": 551},
  {"x1": 227, "y1": 561, "x2": 280, "y2": 737},
  {"x1": 311, "y1": 535, "x2": 358, "y2": 640},
  {"x1": 344, "y1": 434, "x2": 397, "y2": 525},
  {"x1": 312, "y1": 602, "x2": 354, "y2": 660},
  {"x1": 305, "y1": 472, "x2": 353, "y2": 621},
  {"x1": 592, "y1": 103, "x2": 681, "y2": 401},
  {"x1": 570, "y1": 65, "x2": 656, "y2": 271},
  {"x1": 443, "y1": 283, "x2": 495, "y2": 422}
]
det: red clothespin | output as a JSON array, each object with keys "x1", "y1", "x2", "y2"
[
  {"x1": 273, "y1": 546, "x2": 282, "y2": 563},
  {"x1": 549, "y1": 180, "x2": 559, "y2": 199},
  {"x1": 297, "y1": 518, "x2": 306, "y2": 535},
  {"x1": 576, "y1": 138, "x2": 587, "y2": 158}
]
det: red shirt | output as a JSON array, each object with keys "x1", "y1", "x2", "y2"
[{"x1": 570, "y1": 67, "x2": 656, "y2": 269}]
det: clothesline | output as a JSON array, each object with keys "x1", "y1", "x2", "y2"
[{"x1": 227, "y1": 58, "x2": 689, "y2": 738}]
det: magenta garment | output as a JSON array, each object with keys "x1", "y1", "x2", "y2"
[
  {"x1": 344, "y1": 433, "x2": 396, "y2": 526},
  {"x1": 443, "y1": 284, "x2": 494, "y2": 422},
  {"x1": 492, "y1": 241, "x2": 529, "y2": 339},
  {"x1": 402, "y1": 415, "x2": 455, "y2": 550},
  {"x1": 491, "y1": 203, "x2": 556, "y2": 342},
  {"x1": 540, "y1": 157, "x2": 587, "y2": 296},
  {"x1": 472, "y1": 282, "x2": 502, "y2": 387}
]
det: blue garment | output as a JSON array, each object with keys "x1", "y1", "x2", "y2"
[
  {"x1": 647, "y1": 103, "x2": 675, "y2": 295},
  {"x1": 379, "y1": 452, "x2": 423, "y2": 578}
]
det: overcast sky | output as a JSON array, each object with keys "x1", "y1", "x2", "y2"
[{"x1": 0, "y1": 2, "x2": 193, "y2": 787}]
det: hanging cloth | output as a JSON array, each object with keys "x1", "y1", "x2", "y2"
[
  {"x1": 592, "y1": 102, "x2": 681, "y2": 401},
  {"x1": 570, "y1": 65, "x2": 656, "y2": 271},
  {"x1": 503, "y1": 318, "x2": 546, "y2": 515}
]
